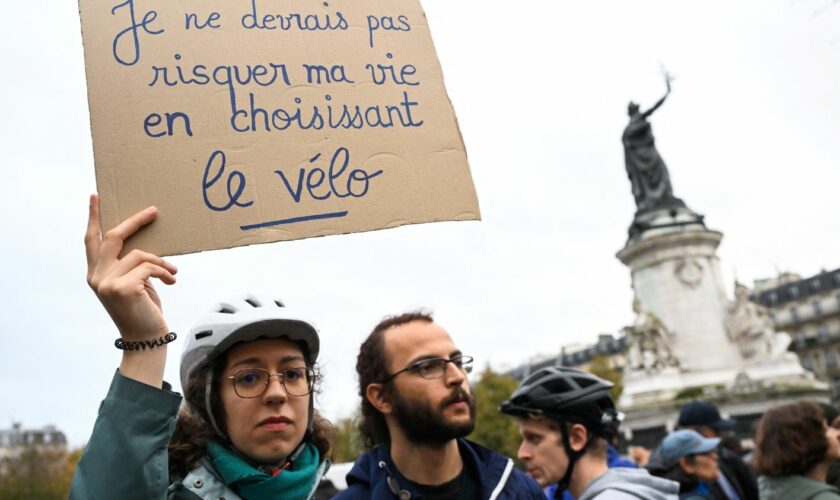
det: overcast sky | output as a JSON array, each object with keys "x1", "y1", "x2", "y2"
[{"x1": 1, "y1": 0, "x2": 838, "y2": 447}]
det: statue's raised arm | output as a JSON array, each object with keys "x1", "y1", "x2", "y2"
[{"x1": 641, "y1": 75, "x2": 672, "y2": 119}]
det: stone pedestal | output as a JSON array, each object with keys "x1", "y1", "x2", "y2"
[{"x1": 617, "y1": 220, "x2": 741, "y2": 374}]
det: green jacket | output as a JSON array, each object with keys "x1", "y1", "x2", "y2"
[
  {"x1": 758, "y1": 475, "x2": 840, "y2": 500},
  {"x1": 69, "y1": 371, "x2": 325, "y2": 499}
]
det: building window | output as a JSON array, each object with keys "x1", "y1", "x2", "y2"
[
  {"x1": 769, "y1": 292, "x2": 778, "y2": 305},
  {"x1": 791, "y1": 307, "x2": 799, "y2": 323},
  {"x1": 812, "y1": 279, "x2": 822, "y2": 292},
  {"x1": 834, "y1": 272, "x2": 840, "y2": 286},
  {"x1": 769, "y1": 312, "x2": 776, "y2": 322},
  {"x1": 827, "y1": 349, "x2": 837, "y2": 369},
  {"x1": 820, "y1": 325, "x2": 830, "y2": 343},
  {"x1": 814, "y1": 301, "x2": 823, "y2": 316},
  {"x1": 802, "y1": 354, "x2": 814, "y2": 371},
  {"x1": 790, "y1": 286, "x2": 800, "y2": 299},
  {"x1": 795, "y1": 331, "x2": 807, "y2": 349}
]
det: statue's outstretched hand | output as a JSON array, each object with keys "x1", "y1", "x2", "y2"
[{"x1": 85, "y1": 194, "x2": 177, "y2": 342}]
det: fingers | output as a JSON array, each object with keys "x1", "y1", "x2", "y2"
[
  {"x1": 99, "y1": 262, "x2": 177, "y2": 301},
  {"x1": 111, "y1": 249, "x2": 177, "y2": 280},
  {"x1": 97, "y1": 205, "x2": 158, "y2": 265},
  {"x1": 120, "y1": 262, "x2": 177, "y2": 288},
  {"x1": 86, "y1": 199, "x2": 167, "y2": 294},
  {"x1": 85, "y1": 194, "x2": 101, "y2": 274}
]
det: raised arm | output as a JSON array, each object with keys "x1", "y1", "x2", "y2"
[
  {"x1": 71, "y1": 195, "x2": 182, "y2": 499},
  {"x1": 85, "y1": 194, "x2": 178, "y2": 388},
  {"x1": 642, "y1": 76, "x2": 672, "y2": 119}
]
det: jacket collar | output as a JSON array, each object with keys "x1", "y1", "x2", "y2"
[{"x1": 345, "y1": 438, "x2": 514, "y2": 499}]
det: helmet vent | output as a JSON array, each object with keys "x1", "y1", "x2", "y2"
[
  {"x1": 195, "y1": 330, "x2": 213, "y2": 340},
  {"x1": 546, "y1": 379, "x2": 573, "y2": 393},
  {"x1": 245, "y1": 297, "x2": 261, "y2": 308},
  {"x1": 218, "y1": 306, "x2": 236, "y2": 314},
  {"x1": 274, "y1": 300, "x2": 285, "y2": 307},
  {"x1": 576, "y1": 377, "x2": 597, "y2": 388}
]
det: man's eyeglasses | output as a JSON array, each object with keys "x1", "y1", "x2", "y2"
[
  {"x1": 382, "y1": 355, "x2": 474, "y2": 383},
  {"x1": 227, "y1": 367, "x2": 316, "y2": 398}
]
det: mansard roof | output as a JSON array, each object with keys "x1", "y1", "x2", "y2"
[{"x1": 753, "y1": 268, "x2": 840, "y2": 308}]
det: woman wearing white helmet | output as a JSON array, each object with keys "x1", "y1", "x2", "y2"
[{"x1": 71, "y1": 196, "x2": 333, "y2": 499}]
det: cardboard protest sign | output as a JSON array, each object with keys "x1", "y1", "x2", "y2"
[{"x1": 78, "y1": 0, "x2": 480, "y2": 256}]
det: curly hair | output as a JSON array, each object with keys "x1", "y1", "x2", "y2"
[
  {"x1": 168, "y1": 345, "x2": 334, "y2": 479},
  {"x1": 356, "y1": 311, "x2": 433, "y2": 449},
  {"x1": 754, "y1": 401, "x2": 828, "y2": 477}
]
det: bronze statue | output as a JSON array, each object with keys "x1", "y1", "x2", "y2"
[{"x1": 623, "y1": 75, "x2": 685, "y2": 213}]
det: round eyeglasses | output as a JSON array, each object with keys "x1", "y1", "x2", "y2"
[
  {"x1": 382, "y1": 355, "x2": 474, "y2": 383},
  {"x1": 227, "y1": 367, "x2": 316, "y2": 398}
]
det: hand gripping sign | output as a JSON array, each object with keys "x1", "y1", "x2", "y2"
[{"x1": 79, "y1": 0, "x2": 480, "y2": 256}]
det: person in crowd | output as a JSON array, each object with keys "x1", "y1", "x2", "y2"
[
  {"x1": 656, "y1": 429, "x2": 722, "y2": 499},
  {"x1": 754, "y1": 401, "x2": 840, "y2": 500},
  {"x1": 500, "y1": 366, "x2": 679, "y2": 499},
  {"x1": 338, "y1": 312, "x2": 544, "y2": 499},
  {"x1": 71, "y1": 195, "x2": 332, "y2": 499},
  {"x1": 677, "y1": 400, "x2": 758, "y2": 500},
  {"x1": 818, "y1": 403, "x2": 840, "y2": 491}
]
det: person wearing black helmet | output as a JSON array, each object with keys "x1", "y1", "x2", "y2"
[{"x1": 500, "y1": 366, "x2": 679, "y2": 499}]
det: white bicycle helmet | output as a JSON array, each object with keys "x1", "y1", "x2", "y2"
[{"x1": 179, "y1": 293, "x2": 320, "y2": 436}]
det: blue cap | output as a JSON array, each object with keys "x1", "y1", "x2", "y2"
[
  {"x1": 678, "y1": 400, "x2": 735, "y2": 430},
  {"x1": 660, "y1": 429, "x2": 720, "y2": 468}
]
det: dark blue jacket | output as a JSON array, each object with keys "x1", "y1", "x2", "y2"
[{"x1": 336, "y1": 438, "x2": 544, "y2": 499}]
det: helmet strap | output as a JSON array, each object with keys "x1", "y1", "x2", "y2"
[
  {"x1": 204, "y1": 368, "x2": 226, "y2": 439},
  {"x1": 287, "y1": 438, "x2": 307, "y2": 463},
  {"x1": 555, "y1": 421, "x2": 594, "y2": 496},
  {"x1": 307, "y1": 391, "x2": 315, "y2": 434}
]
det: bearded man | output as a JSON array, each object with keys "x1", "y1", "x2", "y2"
[{"x1": 337, "y1": 312, "x2": 542, "y2": 499}]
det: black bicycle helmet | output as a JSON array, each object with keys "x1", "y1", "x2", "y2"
[
  {"x1": 500, "y1": 366, "x2": 622, "y2": 496},
  {"x1": 500, "y1": 366, "x2": 620, "y2": 436}
]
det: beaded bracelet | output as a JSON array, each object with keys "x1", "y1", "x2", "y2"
[{"x1": 115, "y1": 332, "x2": 177, "y2": 351}]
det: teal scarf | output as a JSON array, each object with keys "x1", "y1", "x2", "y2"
[{"x1": 207, "y1": 442, "x2": 321, "y2": 500}]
